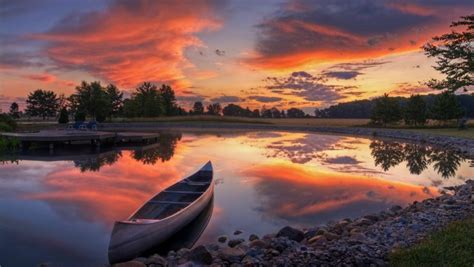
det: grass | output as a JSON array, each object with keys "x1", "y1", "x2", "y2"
[
  {"x1": 389, "y1": 217, "x2": 474, "y2": 267},
  {"x1": 405, "y1": 128, "x2": 474, "y2": 139}
]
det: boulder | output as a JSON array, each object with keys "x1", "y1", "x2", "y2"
[
  {"x1": 188, "y1": 245, "x2": 213, "y2": 265},
  {"x1": 218, "y1": 247, "x2": 245, "y2": 262},
  {"x1": 217, "y1": 235, "x2": 228, "y2": 243},
  {"x1": 228, "y1": 238, "x2": 245, "y2": 248},
  {"x1": 276, "y1": 226, "x2": 304, "y2": 242},
  {"x1": 248, "y1": 234, "x2": 259, "y2": 241}
]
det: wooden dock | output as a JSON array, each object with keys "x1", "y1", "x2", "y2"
[{"x1": 0, "y1": 130, "x2": 160, "y2": 153}]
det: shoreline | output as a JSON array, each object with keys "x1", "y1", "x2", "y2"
[
  {"x1": 115, "y1": 180, "x2": 474, "y2": 266},
  {"x1": 99, "y1": 122, "x2": 474, "y2": 158}
]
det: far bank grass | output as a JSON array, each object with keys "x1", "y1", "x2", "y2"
[{"x1": 389, "y1": 217, "x2": 474, "y2": 267}]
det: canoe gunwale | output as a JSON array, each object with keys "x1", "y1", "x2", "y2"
[{"x1": 118, "y1": 161, "x2": 213, "y2": 225}]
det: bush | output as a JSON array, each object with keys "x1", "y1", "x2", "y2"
[
  {"x1": 0, "y1": 114, "x2": 17, "y2": 131},
  {"x1": 58, "y1": 108, "x2": 69, "y2": 124},
  {"x1": 74, "y1": 111, "x2": 86, "y2": 122},
  {"x1": 404, "y1": 95, "x2": 427, "y2": 126}
]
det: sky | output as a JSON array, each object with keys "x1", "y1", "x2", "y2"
[{"x1": 0, "y1": 0, "x2": 473, "y2": 112}]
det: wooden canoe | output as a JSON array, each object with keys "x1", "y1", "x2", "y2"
[{"x1": 108, "y1": 161, "x2": 214, "y2": 263}]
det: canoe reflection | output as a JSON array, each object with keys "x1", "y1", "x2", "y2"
[{"x1": 108, "y1": 196, "x2": 214, "y2": 264}]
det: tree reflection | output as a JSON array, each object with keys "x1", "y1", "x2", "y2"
[
  {"x1": 369, "y1": 140, "x2": 466, "y2": 178},
  {"x1": 132, "y1": 133, "x2": 182, "y2": 165},
  {"x1": 74, "y1": 151, "x2": 122, "y2": 172},
  {"x1": 370, "y1": 140, "x2": 405, "y2": 171}
]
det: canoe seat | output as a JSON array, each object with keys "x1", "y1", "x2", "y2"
[
  {"x1": 148, "y1": 200, "x2": 192, "y2": 205},
  {"x1": 180, "y1": 180, "x2": 211, "y2": 186},
  {"x1": 164, "y1": 190, "x2": 204, "y2": 194}
]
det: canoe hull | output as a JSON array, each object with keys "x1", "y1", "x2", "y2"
[{"x1": 108, "y1": 181, "x2": 213, "y2": 263}]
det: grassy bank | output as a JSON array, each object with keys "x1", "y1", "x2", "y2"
[{"x1": 389, "y1": 217, "x2": 474, "y2": 267}]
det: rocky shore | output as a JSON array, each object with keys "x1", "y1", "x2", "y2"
[
  {"x1": 99, "y1": 123, "x2": 474, "y2": 158},
  {"x1": 114, "y1": 180, "x2": 474, "y2": 267}
]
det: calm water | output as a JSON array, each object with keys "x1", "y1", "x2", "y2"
[{"x1": 0, "y1": 130, "x2": 472, "y2": 266}]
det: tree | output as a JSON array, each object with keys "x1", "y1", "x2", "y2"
[
  {"x1": 159, "y1": 84, "x2": 177, "y2": 116},
  {"x1": 423, "y1": 15, "x2": 473, "y2": 93},
  {"x1": 192, "y1": 102, "x2": 204, "y2": 115},
  {"x1": 286, "y1": 108, "x2": 305, "y2": 118},
  {"x1": 58, "y1": 107, "x2": 69, "y2": 124},
  {"x1": 207, "y1": 103, "x2": 222, "y2": 115},
  {"x1": 252, "y1": 109, "x2": 260, "y2": 118},
  {"x1": 123, "y1": 82, "x2": 164, "y2": 117},
  {"x1": 106, "y1": 84, "x2": 123, "y2": 118},
  {"x1": 430, "y1": 91, "x2": 464, "y2": 123},
  {"x1": 25, "y1": 89, "x2": 59, "y2": 120},
  {"x1": 270, "y1": 107, "x2": 281, "y2": 118},
  {"x1": 223, "y1": 103, "x2": 245, "y2": 116},
  {"x1": 9, "y1": 102, "x2": 20, "y2": 119},
  {"x1": 404, "y1": 95, "x2": 427, "y2": 126},
  {"x1": 70, "y1": 81, "x2": 111, "y2": 122},
  {"x1": 371, "y1": 94, "x2": 402, "y2": 125}
]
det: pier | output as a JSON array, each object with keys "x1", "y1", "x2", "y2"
[{"x1": 0, "y1": 130, "x2": 159, "y2": 153}]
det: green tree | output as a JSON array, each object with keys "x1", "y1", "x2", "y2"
[
  {"x1": 192, "y1": 101, "x2": 204, "y2": 115},
  {"x1": 123, "y1": 82, "x2": 164, "y2": 117},
  {"x1": 423, "y1": 14, "x2": 473, "y2": 93},
  {"x1": 106, "y1": 84, "x2": 123, "y2": 118},
  {"x1": 404, "y1": 94, "x2": 427, "y2": 126},
  {"x1": 58, "y1": 107, "x2": 69, "y2": 124},
  {"x1": 9, "y1": 102, "x2": 20, "y2": 119},
  {"x1": 159, "y1": 84, "x2": 177, "y2": 116},
  {"x1": 25, "y1": 89, "x2": 59, "y2": 120},
  {"x1": 430, "y1": 91, "x2": 464, "y2": 123},
  {"x1": 70, "y1": 81, "x2": 111, "y2": 122},
  {"x1": 371, "y1": 94, "x2": 402, "y2": 125},
  {"x1": 286, "y1": 108, "x2": 305, "y2": 118},
  {"x1": 207, "y1": 103, "x2": 222, "y2": 115}
]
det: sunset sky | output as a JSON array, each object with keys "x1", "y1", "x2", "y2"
[{"x1": 1, "y1": 0, "x2": 473, "y2": 112}]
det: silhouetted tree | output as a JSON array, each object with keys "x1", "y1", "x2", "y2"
[
  {"x1": 58, "y1": 107, "x2": 69, "y2": 124},
  {"x1": 423, "y1": 15, "x2": 473, "y2": 93},
  {"x1": 371, "y1": 94, "x2": 402, "y2": 125},
  {"x1": 192, "y1": 101, "x2": 204, "y2": 115},
  {"x1": 159, "y1": 84, "x2": 178, "y2": 116},
  {"x1": 286, "y1": 108, "x2": 305, "y2": 118},
  {"x1": 123, "y1": 82, "x2": 164, "y2": 117},
  {"x1": 106, "y1": 84, "x2": 123, "y2": 118},
  {"x1": 223, "y1": 104, "x2": 245, "y2": 116},
  {"x1": 207, "y1": 103, "x2": 222, "y2": 115},
  {"x1": 252, "y1": 109, "x2": 260, "y2": 118},
  {"x1": 430, "y1": 149, "x2": 463, "y2": 179},
  {"x1": 430, "y1": 91, "x2": 464, "y2": 124},
  {"x1": 69, "y1": 81, "x2": 111, "y2": 122},
  {"x1": 270, "y1": 107, "x2": 281, "y2": 118},
  {"x1": 25, "y1": 89, "x2": 59, "y2": 120},
  {"x1": 404, "y1": 94, "x2": 427, "y2": 126},
  {"x1": 9, "y1": 102, "x2": 20, "y2": 119},
  {"x1": 404, "y1": 143, "x2": 431, "y2": 175},
  {"x1": 370, "y1": 140, "x2": 405, "y2": 171}
]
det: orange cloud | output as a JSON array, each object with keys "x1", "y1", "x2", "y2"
[
  {"x1": 33, "y1": 0, "x2": 223, "y2": 90},
  {"x1": 247, "y1": 0, "x2": 473, "y2": 70},
  {"x1": 22, "y1": 73, "x2": 56, "y2": 83}
]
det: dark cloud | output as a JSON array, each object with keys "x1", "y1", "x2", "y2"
[
  {"x1": 324, "y1": 156, "x2": 361, "y2": 165},
  {"x1": 214, "y1": 49, "x2": 225, "y2": 56},
  {"x1": 248, "y1": 0, "x2": 473, "y2": 68},
  {"x1": 0, "y1": 51, "x2": 44, "y2": 70},
  {"x1": 247, "y1": 96, "x2": 282, "y2": 103},
  {"x1": 322, "y1": 71, "x2": 362, "y2": 80},
  {"x1": 389, "y1": 82, "x2": 433, "y2": 96},
  {"x1": 264, "y1": 71, "x2": 361, "y2": 103},
  {"x1": 210, "y1": 95, "x2": 241, "y2": 103}
]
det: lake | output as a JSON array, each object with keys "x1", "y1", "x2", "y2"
[{"x1": 0, "y1": 130, "x2": 471, "y2": 266}]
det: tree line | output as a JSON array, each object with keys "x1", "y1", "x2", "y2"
[{"x1": 6, "y1": 81, "x2": 310, "y2": 123}]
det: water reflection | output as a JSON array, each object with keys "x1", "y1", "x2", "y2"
[
  {"x1": 369, "y1": 140, "x2": 467, "y2": 178},
  {"x1": 0, "y1": 131, "x2": 471, "y2": 266},
  {"x1": 131, "y1": 132, "x2": 182, "y2": 164}
]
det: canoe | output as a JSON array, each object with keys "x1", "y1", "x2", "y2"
[{"x1": 108, "y1": 161, "x2": 214, "y2": 263}]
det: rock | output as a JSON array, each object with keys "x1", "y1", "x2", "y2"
[
  {"x1": 389, "y1": 205, "x2": 403, "y2": 213},
  {"x1": 177, "y1": 248, "x2": 191, "y2": 259},
  {"x1": 308, "y1": 235, "x2": 327, "y2": 246},
  {"x1": 218, "y1": 247, "x2": 245, "y2": 262},
  {"x1": 217, "y1": 235, "x2": 228, "y2": 243},
  {"x1": 249, "y1": 239, "x2": 267, "y2": 249},
  {"x1": 323, "y1": 231, "x2": 339, "y2": 241},
  {"x1": 145, "y1": 254, "x2": 167, "y2": 266},
  {"x1": 189, "y1": 245, "x2": 213, "y2": 265},
  {"x1": 228, "y1": 238, "x2": 245, "y2": 248},
  {"x1": 249, "y1": 234, "x2": 259, "y2": 241},
  {"x1": 276, "y1": 226, "x2": 304, "y2": 242},
  {"x1": 112, "y1": 261, "x2": 146, "y2": 267},
  {"x1": 234, "y1": 230, "x2": 243, "y2": 235},
  {"x1": 363, "y1": 214, "x2": 380, "y2": 222}
]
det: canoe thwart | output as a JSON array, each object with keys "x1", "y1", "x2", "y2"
[{"x1": 148, "y1": 200, "x2": 193, "y2": 205}]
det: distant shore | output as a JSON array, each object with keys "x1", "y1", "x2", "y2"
[
  {"x1": 113, "y1": 180, "x2": 474, "y2": 266},
  {"x1": 98, "y1": 121, "x2": 474, "y2": 158}
]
